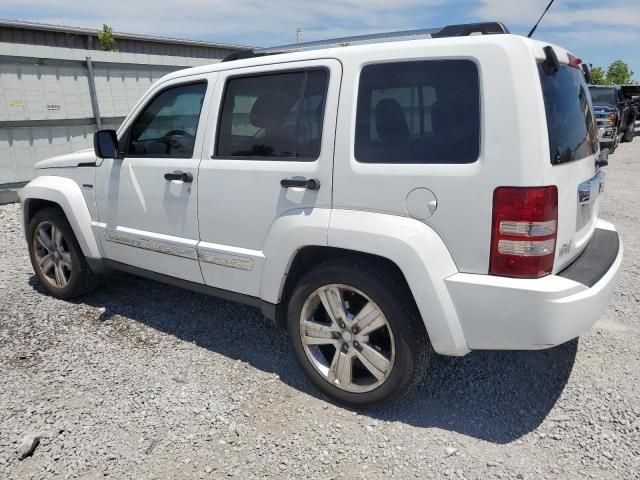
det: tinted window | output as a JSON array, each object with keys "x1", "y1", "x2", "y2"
[
  {"x1": 216, "y1": 69, "x2": 328, "y2": 160},
  {"x1": 355, "y1": 60, "x2": 480, "y2": 164},
  {"x1": 539, "y1": 65, "x2": 598, "y2": 165},
  {"x1": 128, "y1": 82, "x2": 207, "y2": 157},
  {"x1": 588, "y1": 87, "x2": 617, "y2": 106}
]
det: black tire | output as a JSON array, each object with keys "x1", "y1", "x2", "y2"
[
  {"x1": 27, "y1": 207, "x2": 99, "y2": 299},
  {"x1": 287, "y1": 257, "x2": 431, "y2": 408},
  {"x1": 622, "y1": 122, "x2": 634, "y2": 143}
]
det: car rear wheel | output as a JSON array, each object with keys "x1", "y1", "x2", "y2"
[
  {"x1": 287, "y1": 257, "x2": 431, "y2": 408},
  {"x1": 27, "y1": 207, "x2": 99, "y2": 299}
]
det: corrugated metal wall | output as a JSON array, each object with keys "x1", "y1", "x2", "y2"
[
  {"x1": 0, "y1": 25, "x2": 237, "y2": 59},
  {"x1": 0, "y1": 125, "x2": 96, "y2": 183},
  {"x1": 92, "y1": 66, "x2": 163, "y2": 119},
  {"x1": 0, "y1": 28, "x2": 242, "y2": 186}
]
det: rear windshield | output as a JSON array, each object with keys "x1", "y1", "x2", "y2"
[
  {"x1": 538, "y1": 64, "x2": 598, "y2": 165},
  {"x1": 588, "y1": 87, "x2": 617, "y2": 106}
]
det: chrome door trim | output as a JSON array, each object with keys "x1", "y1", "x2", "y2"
[
  {"x1": 104, "y1": 229, "x2": 198, "y2": 260},
  {"x1": 196, "y1": 247, "x2": 254, "y2": 271}
]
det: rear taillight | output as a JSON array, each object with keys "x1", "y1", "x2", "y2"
[{"x1": 490, "y1": 186, "x2": 558, "y2": 278}]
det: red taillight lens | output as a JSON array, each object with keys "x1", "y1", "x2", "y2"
[{"x1": 490, "y1": 186, "x2": 558, "y2": 278}]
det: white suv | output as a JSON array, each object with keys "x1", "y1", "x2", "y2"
[{"x1": 21, "y1": 23, "x2": 622, "y2": 407}]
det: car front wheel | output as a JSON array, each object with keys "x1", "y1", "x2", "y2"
[{"x1": 27, "y1": 207, "x2": 98, "y2": 299}]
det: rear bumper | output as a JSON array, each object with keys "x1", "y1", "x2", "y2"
[{"x1": 445, "y1": 220, "x2": 622, "y2": 350}]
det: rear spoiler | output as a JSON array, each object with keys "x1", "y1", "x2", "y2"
[{"x1": 542, "y1": 45, "x2": 591, "y2": 83}]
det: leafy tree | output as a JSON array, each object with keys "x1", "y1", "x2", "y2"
[
  {"x1": 589, "y1": 66, "x2": 606, "y2": 85},
  {"x1": 606, "y1": 60, "x2": 634, "y2": 85},
  {"x1": 98, "y1": 24, "x2": 117, "y2": 52}
]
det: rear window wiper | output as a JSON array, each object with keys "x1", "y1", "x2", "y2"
[{"x1": 542, "y1": 46, "x2": 560, "y2": 76}]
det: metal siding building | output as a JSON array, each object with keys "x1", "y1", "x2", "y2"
[{"x1": 0, "y1": 20, "x2": 246, "y2": 186}]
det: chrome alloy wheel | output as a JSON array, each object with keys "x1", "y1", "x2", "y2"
[
  {"x1": 33, "y1": 221, "x2": 72, "y2": 289},
  {"x1": 299, "y1": 284, "x2": 396, "y2": 393}
]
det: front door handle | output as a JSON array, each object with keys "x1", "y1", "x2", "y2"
[
  {"x1": 164, "y1": 171, "x2": 193, "y2": 183},
  {"x1": 280, "y1": 178, "x2": 321, "y2": 190}
]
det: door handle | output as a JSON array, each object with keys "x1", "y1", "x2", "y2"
[
  {"x1": 164, "y1": 171, "x2": 193, "y2": 183},
  {"x1": 280, "y1": 178, "x2": 321, "y2": 190}
]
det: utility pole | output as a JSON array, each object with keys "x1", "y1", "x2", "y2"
[{"x1": 296, "y1": 27, "x2": 302, "y2": 44}]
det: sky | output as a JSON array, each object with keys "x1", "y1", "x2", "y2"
[{"x1": 1, "y1": 0, "x2": 638, "y2": 81}]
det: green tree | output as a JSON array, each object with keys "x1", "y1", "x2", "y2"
[
  {"x1": 606, "y1": 60, "x2": 634, "y2": 85},
  {"x1": 589, "y1": 66, "x2": 606, "y2": 85},
  {"x1": 97, "y1": 24, "x2": 117, "y2": 52}
]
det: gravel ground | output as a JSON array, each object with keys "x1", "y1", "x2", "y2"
[{"x1": 1, "y1": 130, "x2": 639, "y2": 479}]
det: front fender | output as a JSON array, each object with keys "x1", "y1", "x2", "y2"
[
  {"x1": 328, "y1": 210, "x2": 469, "y2": 356},
  {"x1": 21, "y1": 176, "x2": 102, "y2": 259}
]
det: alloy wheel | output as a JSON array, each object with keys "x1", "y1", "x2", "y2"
[
  {"x1": 33, "y1": 221, "x2": 72, "y2": 289},
  {"x1": 299, "y1": 284, "x2": 396, "y2": 393}
]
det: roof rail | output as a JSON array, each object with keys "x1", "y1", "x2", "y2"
[{"x1": 222, "y1": 22, "x2": 509, "y2": 62}]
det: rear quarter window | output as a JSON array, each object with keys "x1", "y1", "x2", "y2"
[
  {"x1": 538, "y1": 64, "x2": 598, "y2": 165},
  {"x1": 355, "y1": 60, "x2": 480, "y2": 164}
]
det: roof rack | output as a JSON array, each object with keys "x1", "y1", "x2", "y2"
[{"x1": 222, "y1": 22, "x2": 509, "y2": 62}]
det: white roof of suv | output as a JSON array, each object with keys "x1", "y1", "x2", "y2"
[{"x1": 160, "y1": 21, "x2": 574, "y2": 84}]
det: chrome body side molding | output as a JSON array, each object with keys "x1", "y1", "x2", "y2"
[{"x1": 104, "y1": 229, "x2": 198, "y2": 260}]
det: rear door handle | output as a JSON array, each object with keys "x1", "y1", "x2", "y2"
[
  {"x1": 164, "y1": 171, "x2": 193, "y2": 183},
  {"x1": 280, "y1": 178, "x2": 321, "y2": 190}
]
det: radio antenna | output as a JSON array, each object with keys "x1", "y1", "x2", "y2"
[{"x1": 527, "y1": 0, "x2": 556, "y2": 38}]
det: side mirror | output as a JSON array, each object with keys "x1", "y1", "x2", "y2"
[{"x1": 94, "y1": 129, "x2": 123, "y2": 159}]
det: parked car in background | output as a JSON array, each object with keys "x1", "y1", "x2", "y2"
[
  {"x1": 20, "y1": 23, "x2": 622, "y2": 407},
  {"x1": 589, "y1": 85, "x2": 636, "y2": 152},
  {"x1": 621, "y1": 85, "x2": 640, "y2": 124}
]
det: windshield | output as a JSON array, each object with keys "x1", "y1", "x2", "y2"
[
  {"x1": 588, "y1": 87, "x2": 617, "y2": 106},
  {"x1": 539, "y1": 64, "x2": 599, "y2": 165}
]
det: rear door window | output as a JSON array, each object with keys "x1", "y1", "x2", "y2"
[
  {"x1": 215, "y1": 69, "x2": 328, "y2": 160},
  {"x1": 355, "y1": 60, "x2": 480, "y2": 164},
  {"x1": 538, "y1": 64, "x2": 598, "y2": 165}
]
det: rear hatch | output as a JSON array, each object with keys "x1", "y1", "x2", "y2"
[{"x1": 537, "y1": 60, "x2": 603, "y2": 272}]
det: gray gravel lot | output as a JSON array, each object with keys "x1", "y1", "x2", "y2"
[{"x1": 1, "y1": 129, "x2": 639, "y2": 479}]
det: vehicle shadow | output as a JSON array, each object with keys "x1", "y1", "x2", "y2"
[{"x1": 30, "y1": 271, "x2": 577, "y2": 444}]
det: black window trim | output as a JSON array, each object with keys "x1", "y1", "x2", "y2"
[
  {"x1": 210, "y1": 66, "x2": 330, "y2": 162},
  {"x1": 122, "y1": 79, "x2": 208, "y2": 160},
  {"x1": 353, "y1": 58, "x2": 482, "y2": 165}
]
